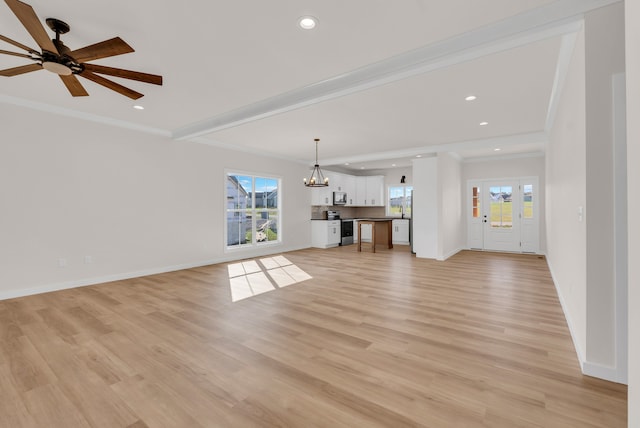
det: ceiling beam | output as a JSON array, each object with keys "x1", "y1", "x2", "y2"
[{"x1": 172, "y1": 0, "x2": 620, "y2": 141}]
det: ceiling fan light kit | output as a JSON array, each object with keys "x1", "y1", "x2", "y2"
[{"x1": 0, "y1": 0, "x2": 162, "y2": 99}]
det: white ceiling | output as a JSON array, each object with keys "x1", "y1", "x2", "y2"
[{"x1": 0, "y1": 0, "x2": 620, "y2": 171}]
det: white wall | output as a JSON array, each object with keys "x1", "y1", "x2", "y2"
[
  {"x1": 545, "y1": 2, "x2": 627, "y2": 383},
  {"x1": 382, "y1": 169, "x2": 412, "y2": 190},
  {"x1": 546, "y1": 25, "x2": 588, "y2": 365},
  {"x1": 0, "y1": 104, "x2": 311, "y2": 299},
  {"x1": 412, "y1": 157, "x2": 438, "y2": 258},
  {"x1": 437, "y1": 153, "x2": 462, "y2": 260},
  {"x1": 461, "y1": 155, "x2": 546, "y2": 252},
  {"x1": 583, "y1": 3, "x2": 625, "y2": 375},
  {"x1": 626, "y1": 0, "x2": 640, "y2": 423}
]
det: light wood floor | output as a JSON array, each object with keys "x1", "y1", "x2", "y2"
[{"x1": 0, "y1": 247, "x2": 627, "y2": 427}]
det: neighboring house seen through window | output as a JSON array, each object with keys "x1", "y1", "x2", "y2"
[
  {"x1": 226, "y1": 173, "x2": 281, "y2": 248},
  {"x1": 387, "y1": 185, "x2": 413, "y2": 217}
]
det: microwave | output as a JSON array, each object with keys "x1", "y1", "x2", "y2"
[{"x1": 333, "y1": 191, "x2": 347, "y2": 205}]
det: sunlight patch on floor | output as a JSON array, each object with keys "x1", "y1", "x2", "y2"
[{"x1": 227, "y1": 256, "x2": 312, "y2": 302}]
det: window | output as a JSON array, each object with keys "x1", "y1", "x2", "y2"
[
  {"x1": 489, "y1": 186, "x2": 513, "y2": 228},
  {"x1": 523, "y1": 184, "x2": 533, "y2": 219},
  {"x1": 226, "y1": 173, "x2": 281, "y2": 248},
  {"x1": 472, "y1": 186, "x2": 481, "y2": 218},
  {"x1": 387, "y1": 185, "x2": 413, "y2": 217}
]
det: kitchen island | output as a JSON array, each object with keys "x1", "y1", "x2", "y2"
[{"x1": 357, "y1": 219, "x2": 393, "y2": 253}]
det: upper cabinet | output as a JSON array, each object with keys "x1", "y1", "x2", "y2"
[
  {"x1": 365, "y1": 176, "x2": 384, "y2": 206},
  {"x1": 355, "y1": 176, "x2": 367, "y2": 206},
  {"x1": 331, "y1": 172, "x2": 357, "y2": 206},
  {"x1": 310, "y1": 171, "x2": 384, "y2": 207},
  {"x1": 311, "y1": 186, "x2": 332, "y2": 206},
  {"x1": 354, "y1": 175, "x2": 384, "y2": 206},
  {"x1": 343, "y1": 174, "x2": 357, "y2": 206}
]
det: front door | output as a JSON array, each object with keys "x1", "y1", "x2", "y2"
[{"x1": 467, "y1": 178, "x2": 539, "y2": 253}]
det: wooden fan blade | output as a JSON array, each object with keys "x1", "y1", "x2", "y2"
[
  {"x1": 83, "y1": 63, "x2": 162, "y2": 86},
  {"x1": 59, "y1": 74, "x2": 88, "y2": 97},
  {"x1": 0, "y1": 62, "x2": 41, "y2": 76},
  {"x1": 79, "y1": 70, "x2": 143, "y2": 100},
  {"x1": 4, "y1": 0, "x2": 57, "y2": 53},
  {"x1": 0, "y1": 49, "x2": 32, "y2": 59},
  {"x1": 69, "y1": 37, "x2": 134, "y2": 63},
  {"x1": 0, "y1": 34, "x2": 38, "y2": 53}
]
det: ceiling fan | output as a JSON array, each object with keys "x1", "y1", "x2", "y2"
[{"x1": 0, "y1": 0, "x2": 162, "y2": 99}]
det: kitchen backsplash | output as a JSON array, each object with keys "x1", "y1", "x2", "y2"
[{"x1": 311, "y1": 206, "x2": 386, "y2": 219}]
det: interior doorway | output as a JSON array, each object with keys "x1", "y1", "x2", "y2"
[{"x1": 467, "y1": 177, "x2": 539, "y2": 253}]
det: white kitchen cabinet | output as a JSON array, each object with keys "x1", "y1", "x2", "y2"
[
  {"x1": 332, "y1": 172, "x2": 345, "y2": 192},
  {"x1": 333, "y1": 172, "x2": 357, "y2": 206},
  {"x1": 355, "y1": 175, "x2": 384, "y2": 206},
  {"x1": 311, "y1": 172, "x2": 383, "y2": 207},
  {"x1": 366, "y1": 176, "x2": 385, "y2": 206},
  {"x1": 311, "y1": 187, "x2": 332, "y2": 206},
  {"x1": 392, "y1": 219, "x2": 410, "y2": 244},
  {"x1": 311, "y1": 220, "x2": 341, "y2": 248},
  {"x1": 355, "y1": 176, "x2": 367, "y2": 206},
  {"x1": 342, "y1": 174, "x2": 356, "y2": 205}
]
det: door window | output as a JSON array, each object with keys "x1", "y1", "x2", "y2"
[
  {"x1": 523, "y1": 184, "x2": 533, "y2": 219},
  {"x1": 472, "y1": 186, "x2": 481, "y2": 218},
  {"x1": 489, "y1": 186, "x2": 513, "y2": 228}
]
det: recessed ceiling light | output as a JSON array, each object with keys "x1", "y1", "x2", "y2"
[
  {"x1": 416, "y1": 155, "x2": 422, "y2": 158},
  {"x1": 479, "y1": 121, "x2": 489, "y2": 126},
  {"x1": 392, "y1": 164, "x2": 396, "y2": 167},
  {"x1": 298, "y1": 16, "x2": 318, "y2": 30},
  {"x1": 465, "y1": 95, "x2": 477, "y2": 101},
  {"x1": 360, "y1": 167, "x2": 365, "y2": 170},
  {"x1": 133, "y1": 105, "x2": 144, "y2": 110},
  {"x1": 344, "y1": 162, "x2": 350, "y2": 166},
  {"x1": 494, "y1": 148, "x2": 501, "y2": 151}
]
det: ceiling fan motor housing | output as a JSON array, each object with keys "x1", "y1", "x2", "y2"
[{"x1": 39, "y1": 34, "x2": 83, "y2": 75}]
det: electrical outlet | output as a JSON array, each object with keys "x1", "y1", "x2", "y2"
[
  {"x1": 84, "y1": 255, "x2": 93, "y2": 264},
  {"x1": 58, "y1": 258, "x2": 67, "y2": 268}
]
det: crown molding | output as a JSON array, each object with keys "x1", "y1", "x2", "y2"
[{"x1": 0, "y1": 94, "x2": 171, "y2": 137}]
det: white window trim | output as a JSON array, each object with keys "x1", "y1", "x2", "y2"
[
  {"x1": 224, "y1": 170, "x2": 282, "y2": 252},
  {"x1": 386, "y1": 185, "x2": 413, "y2": 217}
]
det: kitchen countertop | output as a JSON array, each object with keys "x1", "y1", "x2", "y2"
[
  {"x1": 310, "y1": 217, "x2": 410, "y2": 221},
  {"x1": 343, "y1": 217, "x2": 410, "y2": 220}
]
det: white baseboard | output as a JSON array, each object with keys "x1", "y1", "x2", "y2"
[
  {"x1": 438, "y1": 247, "x2": 463, "y2": 261},
  {"x1": 546, "y1": 257, "x2": 627, "y2": 384},
  {"x1": 583, "y1": 361, "x2": 627, "y2": 384},
  {"x1": 0, "y1": 259, "x2": 222, "y2": 301},
  {"x1": 0, "y1": 244, "x2": 310, "y2": 301},
  {"x1": 545, "y1": 257, "x2": 586, "y2": 368}
]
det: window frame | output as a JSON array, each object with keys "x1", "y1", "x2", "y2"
[
  {"x1": 225, "y1": 171, "x2": 282, "y2": 251},
  {"x1": 386, "y1": 185, "x2": 413, "y2": 217}
]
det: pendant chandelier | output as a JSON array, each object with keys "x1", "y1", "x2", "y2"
[{"x1": 304, "y1": 138, "x2": 329, "y2": 187}]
